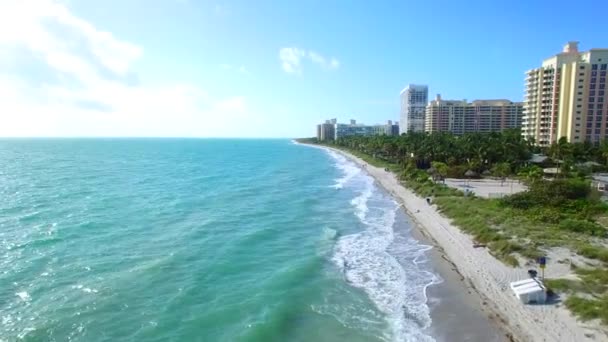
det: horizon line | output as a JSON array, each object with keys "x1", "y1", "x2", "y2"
[{"x1": 0, "y1": 136, "x2": 300, "y2": 140}]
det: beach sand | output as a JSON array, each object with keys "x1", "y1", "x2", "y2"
[
  {"x1": 320, "y1": 145, "x2": 608, "y2": 342},
  {"x1": 393, "y1": 208, "x2": 508, "y2": 341}
]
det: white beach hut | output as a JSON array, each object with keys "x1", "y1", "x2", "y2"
[{"x1": 510, "y1": 278, "x2": 547, "y2": 304}]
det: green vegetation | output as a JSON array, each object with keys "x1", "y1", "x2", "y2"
[
  {"x1": 546, "y1": 267, "x2": 608, "y2": 324},
  {"x1": 302, "y1": 130, "x2": 608, "y2": 324}
]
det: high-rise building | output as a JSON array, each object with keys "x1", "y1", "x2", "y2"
[
  {"x1": 400, "y1": 84, "x2": 428, "y2": 134},
  {"x1": 317, "y1": 119, "x2": 399, "y2": 140},
  {"x1": 425, "y1": 95, "x2": 523, "y2": 135},
  {"x1": 316, "y1": 118, "x2": 336, "y2": 141},
  {"x1": 522, "y1": 42, "x2": 608, "y2": 146}
]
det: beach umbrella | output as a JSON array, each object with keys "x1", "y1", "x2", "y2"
[{"x1": 464, "y1": 170, "x2": 477, "y2": 187}]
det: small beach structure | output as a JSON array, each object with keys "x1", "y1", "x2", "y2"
[{"x1": 509, "y1": 278, "x2": 547, "y2": 304}]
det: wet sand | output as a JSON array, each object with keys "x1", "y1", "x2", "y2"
[{"x1": 394, "y1": 208, "x2": 509, "y2": 342}]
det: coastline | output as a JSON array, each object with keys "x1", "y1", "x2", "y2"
[
  {"x1": 392, "y1": 206, "x2": 507, "y2": 341},
  {"x1": 302, "y1": 142, "x2": 606, "y2": 342}
]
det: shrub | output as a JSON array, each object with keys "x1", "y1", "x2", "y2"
[
  {"x1": 503, "y1": 255, "x2": 520, "y2": 267},
  {"x1": 489, "y1": 240, "x2": 522, "y2": 255},
  {"x1": 529, "y1": 178, "x2": 590, "y2": 201},
  {"x1": 577, "y1": 245, "x2": 608, "y2": 263},
  {"x1": 526, "y1": 207, "x2": 562, "y2": 223},
  {"x1": 500, "y1": 191, "x2": 536, "y2": 209},
  {"x1": 501, "y1": 179, "x2": 592, "y2": 210},
  {"x1": 559, "y1": 219, "x2": 607, "y2": 236},
  {"x1": 564, "y1": 296, "x2": 608, "y2": 324}
]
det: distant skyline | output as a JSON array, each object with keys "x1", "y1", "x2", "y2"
[{"x1": 0, "y1": 0, "x2": 607, "y2": 137}]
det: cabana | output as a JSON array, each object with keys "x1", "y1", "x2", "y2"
[{"x1": 510, "y1": 278, "x2": 547, "y2": 304}]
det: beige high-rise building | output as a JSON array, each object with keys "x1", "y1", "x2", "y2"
[
  {"x1": 522, "y1": 42, "x2": 608, "y2": 146},
  {"x1": 425, "y1": 94, "x2": 523, "y2": 135}
]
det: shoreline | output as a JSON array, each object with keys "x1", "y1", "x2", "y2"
[
  {"x1": 393, "y1": 207, "x2": 508, "y2": 341},
  {"x1": 302, "y1": 142, "x2": 606, "y2": 342}
]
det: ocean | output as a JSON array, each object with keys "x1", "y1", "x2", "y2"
[{"x1": 0, "y1": 139, "x2": 443, "y2": 342}]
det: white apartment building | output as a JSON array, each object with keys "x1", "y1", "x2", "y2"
[{"x1": 400, "y1": 84, "x2": 428, "y2": 134}]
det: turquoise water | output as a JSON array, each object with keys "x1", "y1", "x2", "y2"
[{"x1": 0, "y1": 139, "x2": 439, "y2": 341}]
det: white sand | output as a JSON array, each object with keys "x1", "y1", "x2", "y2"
[{"x1": 325, "y1": 146, "x2": 607, "y2": 342}]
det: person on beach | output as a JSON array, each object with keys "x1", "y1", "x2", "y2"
[{"x1": 426, "y1": 197, "x2": 431, "y2": 205}]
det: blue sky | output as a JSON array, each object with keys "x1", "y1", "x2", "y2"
[{"x1": 0, "y1": 0, "x2": 606, "y2": 137}]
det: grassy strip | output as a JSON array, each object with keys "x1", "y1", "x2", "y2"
[{"x1": 546, "y1": 268, "x2": 608, "y2": 324}]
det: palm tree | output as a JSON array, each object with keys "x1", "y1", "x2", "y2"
[{"x1": 600, "y1": 140, "x2": 608, "y2": 166}]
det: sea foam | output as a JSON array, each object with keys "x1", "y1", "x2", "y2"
[
  {"x1": 327, "y1": 151, "x2": 439, "y2": 342},
  {"x1": 326, "y1": 150, "x2": 361, "y2": 189}
]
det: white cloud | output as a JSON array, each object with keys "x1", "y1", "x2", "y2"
[
  {"x1": 0, "y1": 0, "x2": 253, "y2": 137},
  {"x1": 279, "y1": 47, "x2": 339, "y2": 74}
]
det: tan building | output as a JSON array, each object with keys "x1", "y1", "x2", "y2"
[
  {"x1": 425, "y1": 94, "x2": 523, "y2": 135},
  {"x1": 522, "y1": 42, "x2": 608, "y2": 146}
]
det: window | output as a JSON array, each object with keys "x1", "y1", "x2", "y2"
[
  {"x1": 593, "y1": 64, "x2": 599, "y2": 70},
  {"x1": 587, "y1": 128, "x2": 593, "y2": 134},
  {"x1": 576, "y1": 129, "x2": 580, "y2": 133},
  {"x1": 592, "y1": 71, "x2": 598, "y2": 76},
  {"x1": 592, "y1": 78, "x2": 597, "y2": 83},
  {"x1": 590, "y1": 97, "x2": 595, "y2": 103},
  {"x1": 580, "y1": 66, "x2": 585, "y2": 70},
  {"x1": 597, "y1": 122, "x2": 602, "y2": 128},
  {"x1": 589, "y1": 104, "x2": 595, "y2": 109},
  {"x1": 602, "y1": 64, "x2": 608, "y2": 70},
  {"x1": 600, "y1": 90, "x2": 605, "y2": 96},
  {"x1": 591, "y1": 91, "x2": 596, "y2": 96},
  {"x1": 579, "y1": 72, "x2": 585, "y2": 76},
  {"x1": 587, "y1": 122, "x2": 593, "y2": 128},
  {"x1": 601, "y1": 78, "x2": 606, "y2": 83},
  {"x1": 580, "y1": 85, "x2": 585, "y2": 89},
  {"x1": 591, "y1": 84, "x2": 596, "y2": 89},
  {"x1": 600, "y1": 97, "x2": 604, "y2": 103},
  {"x1": 598, "y1": 104, "x2": 604, "y2": 109},
  {"x1": 576, "y1": 123, "x2": 581, "y2": 127},
  {"x1": 578, "y1": 92, "x2": 583, "y2": 95},
  {"x1": 601, "y1": 84, "x2": 606, "y2": 89},
  {"x1": 602, "y1": 71, "x2": 607, "y2": 77}
]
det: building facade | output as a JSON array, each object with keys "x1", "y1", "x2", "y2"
[
  {"x1": 425, "y1": 95, "x2": 523, "y2": 135},
  {"x1": 522, "y1": 42, "x2": 608, "y2": 146},
  {"x1": 317, "y1": 119, "x2": 399, "y2": 140},
  {"x1": 316, "y1": 118, "x2": 336, "y2": 141},
  {"x1": 335, "y1": 120, "x2": 375, "y2": 139},
  {"x1": 400, "y1": 84, "x2": 428, "y2": 134}
]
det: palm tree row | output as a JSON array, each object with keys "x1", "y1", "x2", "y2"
[{"x1": 325, "y1": 129, "x2": 608, "y2": 175}]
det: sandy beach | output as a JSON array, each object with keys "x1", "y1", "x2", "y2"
[
  {"x1": 393, "y1": 208, "x2": 508, "y2": 341},
  {"x1": 321, "y1": 145, "x2": 608, "y2": 342}
]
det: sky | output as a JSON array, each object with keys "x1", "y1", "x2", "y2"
[{"x1": 0, "y1": 0, "x2": 607, "y2": 138}]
